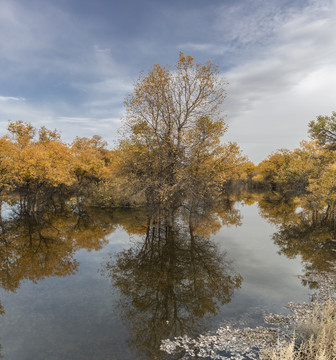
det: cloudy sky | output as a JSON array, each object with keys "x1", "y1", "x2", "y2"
[{"x1": 0, "y1": 0, "x2": 335, "y2": 162}]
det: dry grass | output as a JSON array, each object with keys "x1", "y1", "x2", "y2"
[{"x1": 262, "y1": 300, "x2": 336, "y2": 360}]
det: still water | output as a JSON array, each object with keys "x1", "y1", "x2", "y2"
[{"x1": 0, "y1": 196, "x2": 333, "y2": 359}]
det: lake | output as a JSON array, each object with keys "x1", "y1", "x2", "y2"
[{"x1": 0, "y1": 194, "x2": 333, "y2": 359}]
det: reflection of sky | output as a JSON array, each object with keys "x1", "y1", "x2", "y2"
[
  {"x1": 1, "y1": 0, "x2": 336, "y2": 162},
  {"x1": 213, "y1": 202, "x2": 310, "y2": 326},
  {"x1": 0, "y1": 203, "x2": 311, "y2": 359},
  {"x1": 0, "y1": 202, "x2": 20, "y2": 221},
  {"x1": 0, "y1": 236, "x2": 136, "y2": 360}
]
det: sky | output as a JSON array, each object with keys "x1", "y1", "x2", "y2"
[{"x1": 0, "y1": 0, "x2": 335, "y2": 163}]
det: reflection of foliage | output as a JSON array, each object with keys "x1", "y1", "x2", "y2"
[
  {"x1": 103, "y1": 204, "x2": 242, "y2": 359},
  {"x1": 0, "y1": 200, "x2": 150, "y2": 360},
  {"x1": 0, "y1": 204, "x2": 137, "y2": 294},
  {"x1": 257, "y1": 194, "x2": 299, "y2": 226},
  {"x1": 258, "y1": 194, "x2": 336, "y2": 279},
  {"x1": 0, "y1": 202, "x2": 138, "y2": 359},
  {"x1": 0, "y1": 215, "x2": 79, "y2": 292},
  {"x1": 180, "y1": 197, "x2": 242, "y2": 238},
  {"x1": 0, "y1": 201, "x2": 149, "y2": 296},
  {"x1": 273, "y1": 217, "x2": 336, "y2": 277}
]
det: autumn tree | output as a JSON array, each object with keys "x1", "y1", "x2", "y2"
[
  {"x1": 4, "y1": 121, "x2": 74, "y2": 213},
  {"x1": 119, "y1": 53, "x2": 245, "y2": 206},
  {"x1": 239, "y1": 161, "x2": 256, "y2": 184},
  {"x1": 309, "y1": 111, "x2": 336, "y2": 149},
  {"x1": 0, "y1": 136, "x2": 17, "y2": 195},
  {"x1": 7, "y1": 120, "x2": 35, "y2": 148},
  {"x1": 255, "y1": 149, "x2": 293, "y2": 191},
  {"x1": 70, "y1": 135, "x2": 110, "y2": 194},
  {"x1": 0, "y1": 121, "x2": 36, "y2": 203},
  {"x1": 255, "y1": 139, "x2": 335, "y2": 197},
  {"x1": 0, "y1": 121, "x2": 121, "y2": 210},
  {"x1": 71, "y1": 135, "x2": 109, "y2": 185},
  {"x1": 306, "y1": 111, "x2": 336, "y2": 214}
]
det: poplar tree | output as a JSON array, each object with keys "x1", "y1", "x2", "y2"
[{"x1": 120, "y1": 53, "x2": 245, "y2": 206}]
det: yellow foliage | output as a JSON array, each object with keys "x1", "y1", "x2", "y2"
[{"x1": 118, "y1": 53, "x2": 248, "y2": 205}]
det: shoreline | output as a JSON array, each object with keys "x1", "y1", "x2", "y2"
[{"x1": 161, "y1": 267, "x2": 336, "y2": 360}]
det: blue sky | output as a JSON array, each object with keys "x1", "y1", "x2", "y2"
[{"x1": 0, "y1": 0, "x2": 335, "y2": 162}]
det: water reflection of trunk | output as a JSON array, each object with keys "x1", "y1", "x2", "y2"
[
  {"x1": 311, "y1": 205, "x2": 336, "y2": 228},
  {"x1": 139, "y1": 215, "x2": 181, "y2": 337},
  {"x1": 0, "y1": 213, "x2": 79, "y2": 294},
  {"x1": 0, "y1": 203, "x2": 117, "y2": 297},
  {"x1": 105, "y1": 208, "x2": 242, "y2": 359}
]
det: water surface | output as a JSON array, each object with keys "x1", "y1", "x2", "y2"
[{"x1": 0, "y1": 197, "x2": 331, "y2": 359}]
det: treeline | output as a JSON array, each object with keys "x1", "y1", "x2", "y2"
[
  {"x1": 252, "y1": 111, "x2": 336, "y2": 220},
  {"x1": 0, "y1": 54, "x2": 255, "y2": 214},
  {"x1": 0, "y1": 118, "x2": 252, "y2": 214},
  {"x1": 0, "y1": 120, "x2": 122, "y2": 213},
  {"x1": 3, "y1": 53, "x2": 333, "y2": 216}
]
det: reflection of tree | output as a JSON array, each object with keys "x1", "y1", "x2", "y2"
[
  {"x1": 0, "y1": 214, "x2": 79, "y2": 292},
  {"x1": 181, "y1": 196, "x2": 242, "y2": 239},
  {"x1": 0, "y1": 204, "x2": 119, "y2": 360},
  {"x1": 0, "y1": 201, "x2": 148, "y2": 301},
  {"x1": 0, "y1": 204, "x2": 128, "y2": 295},
  {"x1": 0, "y1": 202, "x2": 148, "y2": 359},
  {"x1": 257, "y1": 194, "x2": 299, "y2": 226},
  {"x1": 104, "y1": 205, "x2": 242, "y2": 359},
  {"x1": 258, "y1": 194, "x2": 336, "y2": 278},
  {"x1": 273, "y1": 217, "x2": 336, "y2": 277}
]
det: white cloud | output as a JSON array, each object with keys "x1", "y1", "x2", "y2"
[
  {"x1": 0, "y1": 96, "x2": 25, "y2": 102},
  {"x1": 0, "y1": 1, "x2": 132, "y2": 142},
  {"x1": 0, "y1": 98, "x2": 122, "y2": 146},
  {"x1": 178, "y1": 42, "x2": 232, "y2": 56},
  {"x1": 222, "y1": 0, "x2": 336, "y2": 162},
  {"x1": 0, "y1": 1, "x2": 71, "y2": 65},
  {"x1": 1, "y1": 0, "x2": 335, "y2": 161}
]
